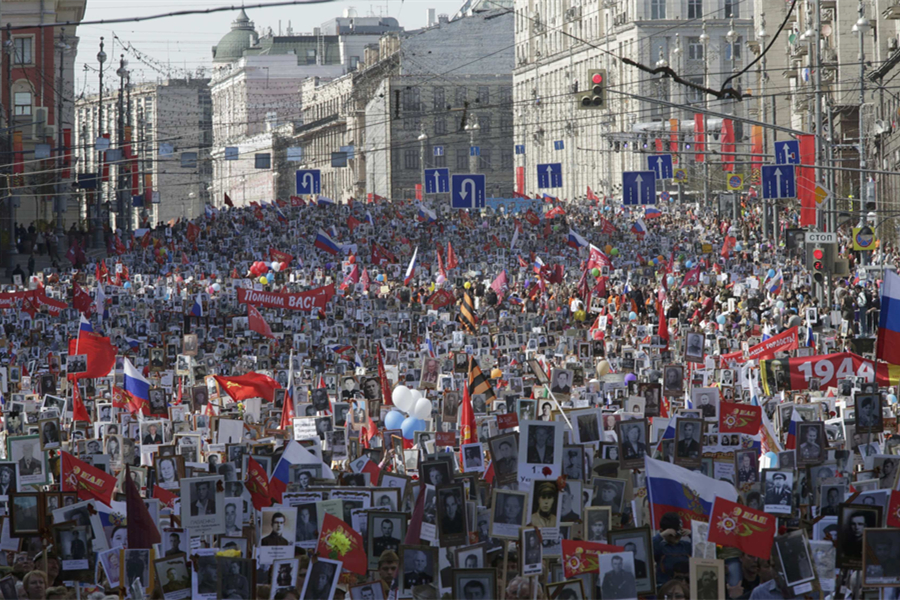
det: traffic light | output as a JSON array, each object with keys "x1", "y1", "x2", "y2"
[
  {"x1": 577, "y1": 69, "x2": 607, "y2": 109},
  {"x1": 811, "y1": 245, "x2": 826, "y2": 284}
]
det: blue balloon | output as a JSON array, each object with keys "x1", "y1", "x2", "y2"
[
  {"x1": 764, "y1": 452, "x2": 779, "y2": 468},
  {"x1": 628, "y1": 311, "x2": 637, "y2": 321},
  {"x1": 667, "y1": 275, "x2": 675, "y2": 286},
  {"x1": 734, "y1": 243, "x2": 743, "y2": 252},
  {"x1": 717, "y1": 314, "x2": 726, "y2": 325},
  {"x1": 768, "y1": 268, "x2": 776, "y2": 278},
  {"x1": 401, "y1": 416, "x2": 422, "y2": 440},
  {"x1": 685, "y1": 260, "x2": 692, "y2": 268},
  {"x1": 123, "y1": 281, "x2": 132, "y2": 288},
  {"x1": 384, "y1": 411, "x2": 405, "y2": 430}
]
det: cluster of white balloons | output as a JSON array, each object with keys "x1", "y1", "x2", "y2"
[{"x1": 391, "y1": 386, "x2": 433, "y2": 419}]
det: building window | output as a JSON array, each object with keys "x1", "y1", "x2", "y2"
[
  {"x1": 479, "y1": 115, "x2": 492, "y2": 134},
  {"x1": 688, "y1": 37, "x2": 704, "y2": 60},
  {"x1": 724, "y1": 37, "x2": 743, "y2": 61},
  {"x1": 14, "y1": 91, "x2": 32, "y2": 116},
  {"x1": 687, "y1": 0, "x2": 702, "y2": 18},
  {"x1": 500, "y1": 116, "x2": 513, "y2": 134},
  {"x1": 456, "y1": 148, "x2": 468, "y2": 171},
  {"x1": 433, "y1": 153, "x2": 447, "y2": 168},
  {"x1": 724, "y1": 0, "x2": 739, "y2": 17},
  {"x1": 13, "y1": 37, "x2": 33, "y2": 65},
  {"x1": 402, "y1": 87, "x2": 421, "y2": 113},
  {"x1": 306, "y1": 49, "x2": 317, "y2": 64},
  {"x1": 499, "y1": 87, "x2": 513, "y2": 104},
  {"x1": 455, "y1": 87, "x2": 467, "y2": 108},
  {"x1": 479, "y1": 148, "x2": 492, "y2": 170},
  {"x1": 650, "y1": 0, "x2": 666, "y2": 19},
  {"x1": 404, "y1": 149, "x2": 420, "y2": 170},
  {"x1": 686, "y1": 76, "x2": 704, "y2": 103},
  {"x1": 404, "y1": 117, "x2": 421, "y2": 131},
  {"x1": 433, "y1": 86, "x2": 445, "y2": 111},
  {"x1": 434, "y1": 118, "x2": 447, "y2": 135},
  {"x1": 477, "y1": 86, "x2": 490, "y2": 105},
  {"x1": 502, "y1": 150, "x2": 513, "y2": 169}
]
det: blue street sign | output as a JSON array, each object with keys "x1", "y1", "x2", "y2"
[
  {"x1": 761, "y1": 164, "x2": 796, "y2": 199},
  {"x1": 515, "y1": 144, "x2": 526, "y2": 155},
  {"x1": 295, "y1": 169, "x2": 321, "y2": 194},
  {"x1": 470, "y1": 146, "x2": 480, "y2": 156},
  {"x1": 424, "y1": 168, "x2": 450, "y2": 194},
  {"x1": 647, "y1": 155, "x2": 674, "y2": 180},
  {"x1": 451, "y1": 174, "x2": 486, "y2": 209},
  {"x1": 774, "y1": 140, "x2": 800, "y2": 165},
  {"x1": 537, "y1": 163, "x2": 563, "y2": 188},
  {"x1": 433, "y1": 146, "x2": 444, "y2": 157},
  {"x1": 622, "y1": 171, "x2": 657, "y2": 205},
  {"x1": 554, "y1": 140, "x2": 565, "y2": 151}
]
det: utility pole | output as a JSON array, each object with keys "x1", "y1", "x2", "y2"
[
  {"x1": 758, "y1": 15, "x2": 769, "y2": 239},
  {"x1": 55, "y1": 29, "x2": 68, "y2": 237},
  {"x1": 94, "y1": 38, "x2": 107, "y2": 248},
  {"x1": 5, "y1": 23, "x2": 18, "y2": 266},
  {"x1": 418, "y1": 125, "x2": 427, "y2": 195},
  {"x1": 811, "y1": 0, "x2": 825, "y2": 232},
  {"x1": 672, "y1": 34, "x2": 684, "y2": 205},
  {"x1": 855, "y1": 2, "x2": 871, "y2": 265},
  {"x1": 466, "y1": 118, "x2": 479, "y2": 173},
  {"x1": 116, "y1": 54, "x2": 129, "y2": 233},
  {"x1": 700, "y1": 20, "x2": 710, "y2": 206}
]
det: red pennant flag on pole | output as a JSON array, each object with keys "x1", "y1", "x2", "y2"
[
  {"x1": 125, "y1": 465, "x2": 161, "y2": 548},
  {"x1": 71, "y1": 378, "x2": 91, "y2": 423},
  {"x1": 61, "y1": 451, "x2": 117, "y2": 506},
  {"x1": 247, "y1": 303, "x2": 275, "y2": 339},
  {"x1": 707, "y1": 497, "x2": 775, "y2": 559},
  {"x1": 377, "y1": 346, "x2": 392, "y2": 407},
  {"x1": 245, "y1": 456, "x2": 275, "y2": 510}
]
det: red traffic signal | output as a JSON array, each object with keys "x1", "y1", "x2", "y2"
[
  {"x1": 813, "y1": 248, "x2": 824, "y2": 260},
  {"x1": 591, "y1": 72, "x2": 604, "y2": 85}
]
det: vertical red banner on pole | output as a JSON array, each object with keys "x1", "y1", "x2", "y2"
[
  {"x1": 750, "y1": 126, "x2": 763, "y2": 174},
  {"x1": 694, "y1": 114, "x2": 705, "y2": 162},
  {"x1": 669, "y1": 118, "x2": 679, "y2": 155},
  {"x1": 415, "y1": 184, "x2": 422, "y2": 201},
  {"x1": 515, "y1": 166, "x2": 525, "y2": 195},
  {"x1": 798, "y1": 134, "x2": 816, "y2": 226},
  {"x1": 655, "y1": 138, "x2": 664, "y2": 153},
  {"x1": 721, "y1": 119, "x2": 734, "y2": 172}
]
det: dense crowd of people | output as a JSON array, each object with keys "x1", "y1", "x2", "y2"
[{"x1": 0, "y1": 191, "x2": 898, "y2": 600}]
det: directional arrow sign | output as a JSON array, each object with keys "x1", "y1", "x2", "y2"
[
  {"x1": 761, "y1": 164, "x2": 796, "y2": 199},
  {"x1": 424, "y1": 168, "x2": 450, "y2": 194},
  {"x1": 295, "y1": 169, "x2": 321, "y2": 195},
  {"x1": 774, "y1": 140, "x2": 800, "y2": 165},
  {"x1": 647, "y1": 155, "x2": 674, "y2": 180},
  {"x1": 622, "y1": 171, "x2": 656, "y2": 205},
  {"x1": 451, "y1": 174, "x2": 486, "y2": 209},
  {"x1": 537, "y1": 163, "x2": 563, "y2": 189}
]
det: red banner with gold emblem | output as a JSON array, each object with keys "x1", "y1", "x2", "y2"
[
  {"x1": 317, "y1": 513, "x2": 368, "y2": 575},
  {"x1": 707, "y1": 497, "x2": 776, "y2": 560},
  {"x1": 61, "y1": 451, "x2": 117, "y2": 505}
]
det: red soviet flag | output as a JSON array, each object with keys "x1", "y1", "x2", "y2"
[
  {"x1": 68, "y1": 333, "x2": 116, "y2": 379},
  {"x1": 61, "y1": 451, "x2": 117, "y2": 506},
  {"x1": 887, "y1": 491, "x2": 900, "y2": 528},
  {"x1": 245, "y1": 456, "x2": 275, "y2": 510},
  {"x1": 719, "y1": 402, "x2": 762, "y2": 434},
  {"x1": 707, "y1": 497, "x2": 776, "y2": 560},
  {"x1": 247, "y1": 303, "x2": 274, "y2": 339},
  {"x1": 214, "y1": 372, "x2": 280, "y2": 403},
  {"x1": 316, "y1": 513, "x2": 368, "y2": 575},
  {"x1": 72, "y1": 282, "x2": 93, "y2": 316}
]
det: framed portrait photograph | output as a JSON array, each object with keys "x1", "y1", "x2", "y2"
[
  {"x1": 837, "y1": 503, "x2": 882, "y2": 569},
  {"x1": 546, "y1": 579, "x2": 585, "y2": 599},
  {"x1": 399, "y1": 545, "x2": 437, "y2": 595},
  {"x1": 299, "y1": 557, "x2": 340, "y2": 600},
  {"x1": 420, "y1": 460, "x2": 452, "y2": 488},
  {"x1": 673, "y1": 418, "x2": 702, "y2": 468},
  {"x1": 488, "y1": 433, "x2": 519, "y2": 483},
  {"x1": 598, "y1": 551, "x2": 638, "y2": 599},
  {"x1": 571, "y1": 408, "x2": 602, "y2": 444},
  {"x1": 637, "y1": 383, "x2": 662, "y2": 417},
  {"x1": 258, "y1": 506, "x2": 297, "y2": 561},
  {"x1": 9, "y1": 493, "x2": 41, "y2": 537},
  {"x1": 590, "y1": 477, "x2": 626, "y2": 514},
  {"x1": 662, "y1": 365, "x2": 684, "y2": 396},
  {"x1": 518, "y1": 420, "x2": 564, "y2": 480},
  {"x1": 689, "y1": 557, "x2": 725, "y2": 600},
  {"x1": 796, "y1": 421, "x2": 826, "y2": 466},
  {"x1": 773, "y1": 530, "x2": 816, "y2": 587},
  {"x1": 367, "y1": 511, "x2": 406, "y2": 569},
  {"x1": 520, "y1": 526, "x2": 543, "y2": 576},
  {"x1": 734, "y1": 449, "x2": 759, "y2": 484},
  {"x1": 549, "y1": 368, "x2": 573, "y2": 397},
  {"x1": 420, "y1": 357, "x2": 440, "y2": 390},
  {"x1": 452, "y1": 568, "x2": 496, "y2": 600},
  {"x1": 691, "y1": 387, "x2": 719, "y2": 420},
  {"x1": 684, "y1": 332, "x2": 705, "y2": 363},
  {"x1": 562, "y1": 445, "x2": 584, "y2": 481},
  {"x1": 862, "y1": 528, "x2": 900, "y2": 587},
  {"x1": 454, "y1": 544, "x2": 487, "y2": 571},
  {"x1": 442, "y1": 390, "x2": 460, "y2": 422},
  {"x1": 490, "y1": 489, "x2": 527, "y2": 539},
  {"x1": 855, "y1": 393, "x2": 883, "y2": 434},
  {"x1": 584, "y1": 502, "x2": 613, "y2": 544},
  {"x1": 616, "y1": 419, "x2": 648, "y2": 469},
  {"x1": 529, "y1": 479, "x2": 561, "y2": 528},
  {"x1": 154, "y1": 554, "x2": 191, "y2": 600},
  {"x1": 216, "y1": 556, "x2": 254, "y2": 600},
  {"x1": 349, "y1": 582, "x2": 385, "y2": 600},
  {"x1": 179, "y1": 475, "x2": 225, "y2": 536},
  {"x1": 461, "y1": 443, "x2": 485, "y2": 473},
  {"x1": 155, "y1": 455, "x2": 184, "y2": 489},
  {"x1": 8, "y1": 435, "x2": 48, "y2": 486},
  {"x1": 762, "y1": 469, "x2": 794, "y2": 515},
  {"x1": 38, "y1": 418, "x2": 61, "y2": 451},
  {"x1": 608, "y1": 526, "x2": 656, "y2": 595},
  {"x1": 528, "y1": 359, "x2": 550, "y2": 385},
  {"x1": 436, "y1": 483, "x2": 468, "y2": 547},
  {"x1": 55, "y1": 522, "x2": 91, "y2": 572}
]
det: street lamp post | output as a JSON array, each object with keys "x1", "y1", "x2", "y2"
[
  {"x1": 116, "y1": 55, "x2": 129, "y2": 234},
  {"x1": 4, "y1": 27, "x2": 18, "y2": 266},
  {"x1": 699, "y1": 21, "x2": 710, "y2": 206},
  {"x1": 854, "y1": 3, "x2": 871, "y2": 267},
  {"x1": 94, "y1": 38, "x2": 107, "y2": 248},
  {"x1": 418, "y1": 125, "x2": 428, "y2": 193},
  {"x1": 672, "y1": 35, "x2": 683, "y2": 204},
  {"x1": 466, "y1": 119, "x2": 480, "y2": 173},
  {"x1": 757, "y1": 15, "x2": 770, "y2": 238},
  {"x1": 55, "y1": 29, "x2": 70, "y2": 238}
]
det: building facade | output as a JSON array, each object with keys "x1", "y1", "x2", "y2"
[
  {"x1": 74, "y1": 78, "x2": 213, "y2": 229},
  {"x1": 1, "y1": 0, "x2": 87, "y2": 262}
]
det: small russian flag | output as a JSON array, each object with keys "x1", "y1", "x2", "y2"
[
  {"x1": 314, "y1": 229, "x2": 341, "y2": 255},
  {"x1": 318, "y1": 196, "x2": 335, "y2": 206},
  {"x1": 329, "y1": 344, "x2": 353, "y2": 354},
  {"x1": 542, "y1": 193, "x2": 558, "y2": 202},
  {"x1": 567, "y1": 229, "x2": 589, "y2": 249},
  {"x1": 644, "y1": 207, "x2": 662, "y2": 218},
  {"x1": 125, "y1": 337, "x2": 141, "y2": 350},
  {"x1": 123, "y1": 357, "x2": 151, "y2": 408},
  {"x1": 533, "y1": 255, "x2": 545, "y2": 274},
  {"x1": 425, "y1": 335, "x2": 436, "y2": 358},
  {"x1": 631, "y1": 218, "x2": 648, "y2": 235},
  {"x1": 785, "y1": 407, "x2": 801, "y2": 450},
  {"x1": 417, "y1": 206, "x2": 437, "y2": 224},
  {"x1": 767, "y1": 269, "x2": 784, "y2": 295},
  {"x1": 365, "y1": 211, "x2": 375, "y2": 226},
  {"x1": 404, "y1": 247, "x2": 419, "y2": 286},
  {"x1": 79, "y1": 314, "x2": 94, "y2": 333},
  {"x1": 354, "y1": 351, "x2": 364, "y2": 368},
  {"x1": 191, "y1": 293, "x2": 203, "y2": 317}
]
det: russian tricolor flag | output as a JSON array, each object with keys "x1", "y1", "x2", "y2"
[
  {"x1": 425, "y1": 335, "x2": 436, "y2": 358},
  {"x1": 766, "y1": 269, "x2": 783, "y2": 296},
  {"x1": 567, "y1": 229, "x2": 589, "y2": 249},
  {"x1": 785, "y1": 407, "x2": 801, "y2": 450},
  {"x1": 314, "y1": 229, "x2": 341, "y2": 255},
  {"x1": 191, "y1": 293, "x2": 203, "y2": 317},
  {"x1": 123, "y1": 357, "x2": 151, "y2": 409},
  {"x1": 79, "y1": 315, "x2": 93, "y2": 333},
  {"x1": 417, "y1": 206, "x2": 437, "y2": 224},
  {"x1": 631, "y1": 218, "x2": 648, "y2": 235},
  {"x1": 533, "y1": 255, "x2": 545, "y2": 274},
  {"x1": 125, "y1": 337, "x2": 141, "y2": 351},
  {"x1": 269, "y1": 440, "x2": 334, "y2": 502},
  {"x1": 404, "y1": 247, "x2": 419, "y2": 286},
  {"x1": 877, "y1": 269, "x2": 900, "y2": 365},
  {"x1": 542, "y1": 194, "x2": 557, "y2": 202},
  {"x1": 644, "y1": 207, "x2": 662, "y2": 218},
  {"x1": 365, "y1": 211, "x2": 375, "y2": 226},
  {"x1": 318, "y1": 196, "x2": 335, "y2": 206}
]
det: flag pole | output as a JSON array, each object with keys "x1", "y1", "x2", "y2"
[{"x1": 544, "y1": 386, "x2": 574, "y2": 433}]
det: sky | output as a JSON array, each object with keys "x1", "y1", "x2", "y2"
[{"x1": 74, "y1": 0, "x2": 465, "y2": 95}]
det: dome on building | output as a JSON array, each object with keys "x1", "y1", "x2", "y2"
[{"x1": 212, "y1": 9, "x2": 259, "y2": 63}]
